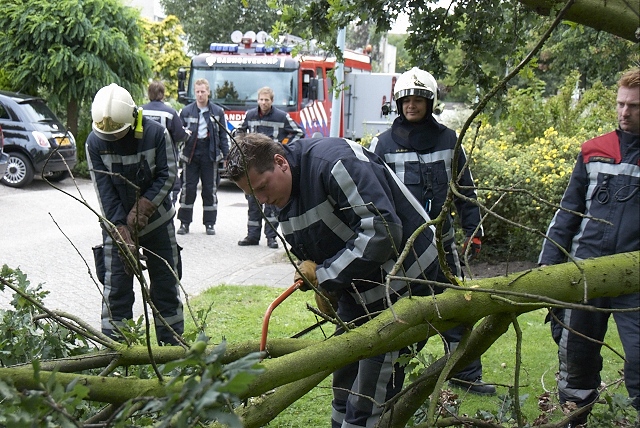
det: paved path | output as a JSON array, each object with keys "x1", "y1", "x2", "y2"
[{"x1": 0, "y1": 176, "x2": 294, "y2": 329}]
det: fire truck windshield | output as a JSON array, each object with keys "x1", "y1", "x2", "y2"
[{"x1": 189, "y1": 68, "x2": 299, "y2": 110}]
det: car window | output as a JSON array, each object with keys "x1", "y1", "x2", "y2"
[
  {"x1": 0, "y1": 103, "x2": 9, "y2": 120},
  {"x1": 18, "y1": 100, "x2": 58, "y2": 123}
]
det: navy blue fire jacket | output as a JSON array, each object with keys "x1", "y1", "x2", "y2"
[
  {"x1": 539, "y1": 129, "x2": 639, "y2": 264},
  {"x1": 238, "y1": 106, "x2": 303, "y2": 144},
  {"x1": 86, "y1": 118, "x2": 177, "y2": 235},
  {"x1": 278, "y1": 137, "x2": 440, "y2": 320}
]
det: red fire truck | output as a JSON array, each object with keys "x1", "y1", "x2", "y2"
[{"x1": 177, "y1": 33, "x2": 398, "y2": 140}]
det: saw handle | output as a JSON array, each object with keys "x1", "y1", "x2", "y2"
[{"x1": 260, "y1": 279, "x2": 304, "y2": 353}]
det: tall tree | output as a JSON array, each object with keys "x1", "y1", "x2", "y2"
[
  {"x1": 536, "y1": 22, "x2": 637, "y2": 95},
  {"x1": 277, "y1": 0, "x2": 637, "y2": 102},
  {"x1": 140, "y1": 15, "x2": 190, "y2": 101},
  {"x1": 160, "y1": 0, "x2": 306, "y2": 54},
  {"x1": 0, "y1": 0, "x2": 151, "y2": 137}
]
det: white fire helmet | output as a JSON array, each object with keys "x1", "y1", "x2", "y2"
[
  {"x1": 394, "y1": 67, "x2": 438, "y2": 115},
  {"x1": 91, "y1": 83, "x2": 136, "y2": 141}
]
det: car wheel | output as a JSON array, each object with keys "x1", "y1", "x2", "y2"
[
  {"x1": 44, "y1": 170, "x2": 70, "y2": 182},
  {"x1": 1, "y1": 152, "x2": 35, "y2": 188}
]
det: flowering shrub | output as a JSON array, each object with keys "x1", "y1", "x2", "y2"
[{"x1": 463, "y1": 72, "x2": 617, "y2": 260}]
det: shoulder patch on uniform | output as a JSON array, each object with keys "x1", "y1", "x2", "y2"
[
  {"x1": 588, "y1": 156, "x2": 616, "y2": 163},
  {"x1": 582, "y1": 132, "x2": 620, "y2": 164}
]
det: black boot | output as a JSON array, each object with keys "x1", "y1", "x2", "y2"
[
  {"x1": 177, "y1": 223, "x2": 189, "y2": 235},
  {"x1": 449, "y1": 377, "x2": 497, "y2": 396},
  {"x1": 238, "y1": 236, "x2": 259, "y2": 246}
]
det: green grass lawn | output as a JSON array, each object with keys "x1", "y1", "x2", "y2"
[{"x1": 184, "y1": 284, "x2": 634, "y2": 427}]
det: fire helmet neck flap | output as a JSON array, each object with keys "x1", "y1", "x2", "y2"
[
  {"x1": 394, "y1": 67, "x2": 439, "y2": 118},
  {"x1": 91, "y1": 83, "x2": 136, "y2": 141}
]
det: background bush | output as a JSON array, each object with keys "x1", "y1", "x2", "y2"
[{"x1": 465, "y1": 71, "x2": 617, "y2": 260}]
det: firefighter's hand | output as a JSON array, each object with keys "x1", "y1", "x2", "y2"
[
  {"x1": 294, "y1": 260, "x2": 317, "y2": 291},
  {"x1": 315, "y1": 288, "x2": 339, "y2": 316},
  {"x1": 127, "y1": 197, "x2": 157, "y2": 232},
  {"x1": 462, "y1": 236, "x2": 482, "y2": 261},
  {"x1": 115, "y1": 225, "x2": 136, "y2": 276}
]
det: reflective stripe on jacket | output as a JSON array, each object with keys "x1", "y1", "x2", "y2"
[
  {"x1": 278, "y1": 137, "x2": 439, "y2": 315},
  {"x1": 86, "y1": 118, "x2": 177, "y2": 236},
  {"x1": 238, "y1": 106, "x2": 303, "y2": 143},
  {"x1": 179, "y1": 101, "x2": 229, "y2": 163}
]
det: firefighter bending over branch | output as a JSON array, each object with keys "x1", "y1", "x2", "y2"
[
  {"x1": 86, "y1": 83, "x2": 184, "y2": 346},
  {"x1": 227, "y1": 132, "x2": 440, "y2": 428}
]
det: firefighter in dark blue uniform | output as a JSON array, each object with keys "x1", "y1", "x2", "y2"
[
  {"x1": 539, "y1": 67, "x2": 640, "y2": 427},
  {"x1": 227, "y1": 133, "x2": 440, "y2": 428},
  {"x1": 177, "y1": 78, "x2": 229, "y2": 235},
  {"x1": 141, "y1": 80, "x2": 188, "y2": 205},
  {"x1": 370, "y1": 67, "x2": 495, "y2": 395},
  {"x1": 86, "y1": 83, "x2": 183, "y2": 345},
  {"x1": 237, "y1": 86, "x2": 303, "y2": 249}
]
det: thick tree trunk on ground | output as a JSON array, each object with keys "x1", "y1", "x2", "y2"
[{"x1": 1, "y1": 252, "x2": 638, "y2": 423}]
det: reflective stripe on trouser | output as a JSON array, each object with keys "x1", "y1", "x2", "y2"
[
  {"x1": 171, "y1": 168, "x2": 182, "y2": 205},
  {"x1": 101, "y1": 222, "x2": 184, "y2": 345},
  {"x1": 177, "y1": 154, "x2": 218, "y2": 226},
  {"x1": 551, "y1": 294, "x2": 640, "y2": 410},
  {"x1": 331, "y1": 349, "x2": 404, "y2": 428},
  {"x1": 246, "y1": 195, "x2": 279, "y2": 240}
]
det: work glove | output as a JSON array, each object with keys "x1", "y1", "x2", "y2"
[
  {"x1": 294, "y1": 260, "x2": 317, "y2": 291},
  {"x1": 462, "y1": 236, "x2": 482, "y2": 262},
  {"x1": 127, "y1": 197, "x2": 157, "y2": 232},
  {"x1": 315, "y1": 288, "x2": 339, "y2": 316},
  {"x1": 115, "y1": 225, "x2": 136, "y2": 276}
]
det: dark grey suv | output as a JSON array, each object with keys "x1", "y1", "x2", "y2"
[{"x1": 0, "y1": 90, "x2": 77, "y2": 188}]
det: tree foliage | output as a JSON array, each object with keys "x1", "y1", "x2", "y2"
[
  {"x1": 160, "y1": 0, "x2": 306, "y2": 54},
  {"x1": 276, "y1": 0, "x2": 637, "y2": 102},
  {"x1": 467, "y1": 72, "x2": 617, "y2": 260},
  {"x1": 0, "y1": 0, "x2": 151, "y2": 137},
  {"x1": 387, "y1": 33, "x2": 411, "y2": 73},
  {"x1": 140, "y1": 15, "x2": 190, "y2": 102},
  {"x1": 536, "y1": 23, "x2": 638, "y2": 95},
  {"x1": 518, "y1": 0, "x2": 639, "y2": 41}
]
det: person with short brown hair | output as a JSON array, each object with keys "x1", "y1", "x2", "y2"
[
  {"x1": 176, "y1": 78, "x2": 229, "y2": 235},
  {"x1": 228, "y1": 132, "x2": 440, "y2": 428},
  {"x1": 141, "y1": 80, "x2": 188, "y2": 205},
  {"x1": 539, "y1": 67, "x2": 639, "y2": 426},
  {"x1": 236, "y1": 86, "x2": 303, "y2": 248}
]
